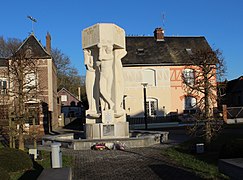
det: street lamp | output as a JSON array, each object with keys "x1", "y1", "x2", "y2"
[{"x1": 141, "y1": 82, "x2": 148, "y2": 130}]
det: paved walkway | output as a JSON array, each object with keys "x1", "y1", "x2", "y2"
[
  {"x1": 59, "y1": 129, "x2": 202, "y2": 180},
  {"x1": 50, "y1": 122, "x2": 243, "y2": 179},
  {"x1": 67, "y1": 144, "x2": 202, "y2": 180}
]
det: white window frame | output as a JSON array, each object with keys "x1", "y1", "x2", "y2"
[
  {"x1": 146, "y1": 98, "x2": 158, "y2": 117},
  {"x1": 25, "y1": 72, "x2": 37, "y2": 88},
  {"x1": 0, "y1": 78, "x2": 8, "y2": 94},
  {"x1": 183, "y1": 68, "x2": 194, "y2": 85},
  {"x1": 61, "y1": 95, "x2": 68, "y2": 102},
  {"x1": 184, "y1": 96, "x2": 197, "y2": 110}
]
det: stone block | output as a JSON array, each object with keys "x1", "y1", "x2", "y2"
[
  {"x1": 85, "y1": 123, "x2": 101, "y2": 139},
  {"x1": 37, "y1": 168, "x2": 72, "y2": 180},
  {"x1": 102, "y1": 124, "x2": 115, "y2": 137},
  {"x1": 29, "y1": 148, "x2": 38, "y2": 160},
  {"x1": 102, "y1": 110, "x2": 114, "y2": 124},
  {"x1": 114, "y1": 122, "x2": 129, "y2": 138},
  {"x1": 218, "y1": 158, "x2": 243, "y2": 180},
  {"x1": 85, "y1": 122, "x2": 129, "y2": 139},
  {"x1": 82, "y1": 23, "x2": 125, "y2": 49}
]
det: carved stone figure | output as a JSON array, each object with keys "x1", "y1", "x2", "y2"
[
  {"x1": 84, "y1": 49, "x2": 100, "y2": 117},
  {"x1": 113, "y1": 49, "x2": 127, "y2": 117},
  {"x1": 82, "y1": 23, "x2": 129, "y2": 139},
  {"x1": 98, "y1": 43, "x2": 114, "y2": 111}
]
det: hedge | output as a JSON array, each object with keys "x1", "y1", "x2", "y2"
[{"x1": 0, "y1": 148, "x2": 32, "y2": 173}]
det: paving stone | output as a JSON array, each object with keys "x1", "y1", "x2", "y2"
[{"x1": 64, "y1": 144, "x2": 203, "y2": 180}]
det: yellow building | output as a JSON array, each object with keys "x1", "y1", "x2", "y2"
[{"x1": 122, "y1": 28, "x2": 216, "y2": 118}]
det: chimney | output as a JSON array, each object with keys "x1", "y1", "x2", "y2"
[
  {"x1": 154, "y1": 27, "x2": 164, "y2": 41},
  {"x1": 46, "y1": 32, "x2": 51, "y2": 54}
]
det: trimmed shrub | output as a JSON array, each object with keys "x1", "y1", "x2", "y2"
[
  {"x1": 0, "y1": 167, "x2": 10, "y2": 180},
  {"x1": 0, "y1": 148, "x2": 32, "y2": 172}
]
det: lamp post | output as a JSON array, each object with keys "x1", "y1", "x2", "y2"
[{"x1": 141, "y1": 83, "x2": 148, "y2": 130}]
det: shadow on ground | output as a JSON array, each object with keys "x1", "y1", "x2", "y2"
[
  {"x1": 63, "y1": 117, "x2": 84, "y2": 131},
  {"x1": 19, "y1": 160, "x2": 43, "y2": 180},
  {"x1": 149, "y1": 164, "x2": 203, "y2": 180}
]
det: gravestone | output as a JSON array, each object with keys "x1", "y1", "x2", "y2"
[{"x1": 82, "y1": 23, "x2": 129, "y2": 139}]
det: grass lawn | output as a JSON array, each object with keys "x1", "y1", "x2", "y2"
[
  {"x1": 160, "y1": 124, "x2": 243, "y2": 179},
  {"x1": 8, "y1": 149, "x2": 73, "y2": 180},
  {"x1": 161, "y1": 146, "x2": 228, "y2": 179},
  {"x1": 2, "y1": 123, "x2": 243, "y2": 179},
  {"x1": 0, "y1": 142, "x2": 4, "y2": 149},
  {"x1": 0, "y1": 137, "x2": 73, "y2": 180}
]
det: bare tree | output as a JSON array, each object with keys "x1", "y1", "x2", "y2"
[
  {"x1": 182, "y1": 48, "x2": 226, "y2": 144},
  {"x1": 7, "y1": 46, "x2": 41, "y2": 150},
  {"x1": 52, "y1": 48, "x2": 85, "y2": 98},
  {"x1": 0, "y1": 36, "x2": 85, "y2": 149},
  {"x1": 0, "y1": 37, "x2": 22, "y2": 148},
  {"x1": 0, "y1": 36, "x2": 21, "y2": 57}
]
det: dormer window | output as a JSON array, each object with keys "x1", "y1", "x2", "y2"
[
  {"x1": 186, "y1": 48, "x2": 193, "y2": 55},
  {"x1": 136, "y1": 48, "x2": 145, "y2": 55}
]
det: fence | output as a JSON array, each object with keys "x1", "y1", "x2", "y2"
[
  {"x1": 127, "y1": 115, "x2": 179, "y2": 125},
  {"x1": 227, "y1": 107, "x2": 243, "y2": 119}
]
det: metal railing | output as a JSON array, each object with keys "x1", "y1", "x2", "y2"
[
  {"x1": 227, "y1": 107, "x2": 243, "y2": 119},
  {"x1": 127, "y1": 115, "x2": 179, "y2": 125}
]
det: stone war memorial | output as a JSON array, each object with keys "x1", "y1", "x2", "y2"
[
  {"x1": 42, "y1": 23, "x2": 167, "y2": 150},
  {"x1": 82, "y1": 23, "x2": 129, "y2": 139}
]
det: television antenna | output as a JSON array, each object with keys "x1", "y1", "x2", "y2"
[
  {"x1": 27, "y1": 16, "x2": 37, "y2": 34},
  {"x1": 161, "y1": 12, "x2": 166, "y2": 29}
]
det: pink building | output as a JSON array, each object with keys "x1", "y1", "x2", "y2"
[{"x1": 122, "y1": 28, "x2": 217, "y2": 119}]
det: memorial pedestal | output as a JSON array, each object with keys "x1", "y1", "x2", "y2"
[
  {"x1": 85, "y1": 122, "x2": 129, "y2": 139},
  {"x1": 82, "y1": 23, "x2": 129, "y2": 140}
]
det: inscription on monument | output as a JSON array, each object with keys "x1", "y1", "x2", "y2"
[
  {"x1": 103, "y1": 125, "x2": 114, "y2": 136},
  {"x1": 102, "y1": 110, "x2": 114, "y2": 124}
]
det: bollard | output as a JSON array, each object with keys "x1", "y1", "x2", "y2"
[
  {"x1": 51, "y1": 142, "x2": 62, "y2": 168},
  {"x1": 196, "y1": 143, "x2": 204, "y2": 154}
]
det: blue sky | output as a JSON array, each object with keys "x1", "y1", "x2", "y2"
[{"x1": 1, "y1": 0, "x2": 243, "y2": 80}]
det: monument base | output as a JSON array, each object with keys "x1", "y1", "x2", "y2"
[{"x1": 85, "y1": 122, "x2": 129, "y2": 139}]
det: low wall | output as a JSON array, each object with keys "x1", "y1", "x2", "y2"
[{"x1": 42, "y1": 131, "x2": 169, "y2": 150}]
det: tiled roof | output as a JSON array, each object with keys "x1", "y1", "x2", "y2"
[
  {"x1": 0, "y1": 58, "x2": 7, "y2": 67},
  {"x1": 58, "y1": 87, "x2": 80, "y2": 101},
  {"x1": 122, "y1": 36, "x2": 211, "y2": 66},
  {"x1": 226, "y1": 76, "x2": 243, "y2": 93},
  {"x1": 14, "y1": 34, "x2": 51, "y2": 59}
]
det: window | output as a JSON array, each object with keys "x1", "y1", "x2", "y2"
[
  {"x1": 146, "y1": 98, "x2": 158, "y2": 117},
  {"x1": 183, "y1": 69, "x2": 194, "y2": 85},
  {"x1": 136, "y1": 48, "x2": 145, "y2": 55},
  {"x1": 26, "y1": 73, "x2": 36, "y2": 89},
  {"x1": 186, "y1": 48, "x2": 193, "y2": 55},
  {"x1": 185, "y1": 96, "x2": 196, "y2": 110},
  {"x1": 0, "y1": 79, "x2": 8, "y2": 94},
  {"x1": 143, "y1": 69, "x2": 156, "y2": 86},
  {"x1": 25, "y1": 104, "x2": 40, "y2": 125},
  {"x1": 61, "y1": 95, "x2": 67, "y2": 102}
]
